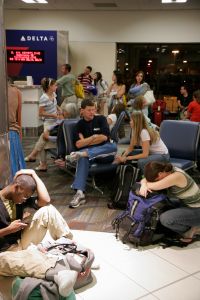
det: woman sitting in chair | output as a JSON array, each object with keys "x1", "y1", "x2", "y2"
[{"x1": 114, "y1": 111, "x2": 169, "y2": 173}]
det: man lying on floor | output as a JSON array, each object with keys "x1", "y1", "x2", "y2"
[{"x1": 0, "y1": 169, "x2": 94, "y2": 297}]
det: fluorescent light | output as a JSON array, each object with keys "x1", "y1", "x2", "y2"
[
  {"x1": 22, "y1": 0, "x2": 36, "y2": 3},
  {"x1": 36, "y1": 0, "x2": 48, "y2": 3},
  {"x1": 162, "y1": 0, "x2": 187, "y2": 3},
  {"x1": 172, "y1": 50, "x2": 179, "y2": 54},
  {"x1": 21, "y1": 0, "x2": 48, "y2": 3}
]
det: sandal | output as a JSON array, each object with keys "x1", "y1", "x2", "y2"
[
  {"x1": 25, "y1": 157, "x2": 36, "y2": 162},
  {"x1": 180, "y1": 237, "x2": 193, "y2": 243},
  {"x1": 35, "y1": 166, "x2": 47, "y2": 172}
]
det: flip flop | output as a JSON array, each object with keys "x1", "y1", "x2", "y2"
[
  {"x1": 35, "y1": 166, "x2": 47, "y2": 172},
  {"x1": 180, "y1": 237, "x2": 193, "y2": 243},
  {"x1": 25, "y1": 157, "x2": 36, "y2": 162}
]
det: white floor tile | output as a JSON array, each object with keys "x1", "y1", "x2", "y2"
[
  {"x1": 72, "y1": 230, "x2": 187, "y2": 293},
  {"x1": 193, "y1": 272, "x2": 200, "y2": 280},
  {"x1": 153, "y1": 276, "x2": 200, "y2": 300},
  {"x1": 109, "y1": 250, "x2": 187, "y2": 291},
  {"x1": 150, "y1": 242, "x2": 200, "y2": 274},
  {"x1": 76, "y1": 260, "x2": 147, "y2": 300},
  {"x1": 75, "y1": 294, "x2": 84, "y2": 300},
  {"x1": 139, "y1": 295, "x2": 159, "y2": 300}
]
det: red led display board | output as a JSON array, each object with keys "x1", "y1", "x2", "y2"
[{"x1": 7, "y1": 49, "x2": 44, "y2": 63}]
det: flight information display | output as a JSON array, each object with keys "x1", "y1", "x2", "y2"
[{"x1": 7, "y1": 49, "x2": 44, "y2": 63}]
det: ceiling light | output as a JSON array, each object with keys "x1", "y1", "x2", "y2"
[
  {"x1": 21, "y1": 0, "x2": 48, "y2": 3},
  {"x1": 183, "y1": 60, "x2": 187, "y2": 63},
  {"x1": 162, "y1": 0, "x2": 187, "y2": 3},
  {"x1": 148, "y1": 60, "x2": 152, "y2": 63},
  {"x1": 172, "y1": 50, "x2": 179, "y2": 54},
  {"x1": 22, "y1": 0, "x2": 36, "y2": 3},
  {"x1": 36, "y1": 0, "x2": 48, "y2": 3}
]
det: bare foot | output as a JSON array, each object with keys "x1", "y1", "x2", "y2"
[{"x1": 181, "y1": 226, "x2": 200, "y2": 242}]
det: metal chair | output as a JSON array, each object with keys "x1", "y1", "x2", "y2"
[
  {"x1": 160, "y1": 120, "x2": 200, "y2": 171},
  {"x1": 62, "y1": 113, "x2": 126, "y2": 194}
]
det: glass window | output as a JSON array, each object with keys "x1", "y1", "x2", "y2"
[{"x1": 116, "y1": 43, "x2": 200, "y2": 98}]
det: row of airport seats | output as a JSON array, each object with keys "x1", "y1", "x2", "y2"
[{"x1": 57, "y1": 118, "x2": 200, "y2": 194}]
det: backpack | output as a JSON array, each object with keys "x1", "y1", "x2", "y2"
[
  {"x1": 12, "y1": 277, "x2": 76, "y2": 300},
  {"x1": 111, "y1": 189, "x2": 169, "y2": 247},
  {"x1": 108, "y1": 164, "x2": 140, "y2": 209}
]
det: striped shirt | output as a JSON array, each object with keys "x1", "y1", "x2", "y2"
[
  {"x1": 78, "y1": 73, "x2": 92, "y2": 95},
  {"x1": 39, "y1": 92, "x2": 57, "y2": 120},
  {"x1": 167, "y1": 168, "x2": 200, "y2": 207}
]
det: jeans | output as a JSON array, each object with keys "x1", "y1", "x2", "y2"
[
  {"x1": 72, "y1": 142, "x2": 117, "y2": 191},
  {"x1": 137, "y1": 153, "x2": 170, "y2": 174},
  {"x1": 129, "y1": 150, "x2": 170, "y2": 174},
  {"x1": 160, "y1": 207, "x2": 200, "y2": 235}
]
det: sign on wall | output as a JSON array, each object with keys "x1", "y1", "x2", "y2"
[{"x1": 6, "y1": 30, "x2": 57, "y2": 84}]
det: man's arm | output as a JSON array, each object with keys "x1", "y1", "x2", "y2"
[
  {"x1": 15, "y1": 169, "x2": 50, "y2": 207},
  {"x1": 75, "y1": 134, "x2": 108, "y2": 149}
]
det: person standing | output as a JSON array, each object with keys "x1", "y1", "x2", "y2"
[
  {"x1": 127, "y1": 70, "x2": 151, "y2": 116},
  {"x1": 93, "y1": 71, "x2": 108, "y2": 115},
  {"x1": 107, "y1": 70, "x2": 126, "y2": 112},
  {"x1": 186, "y1": 89, "x2": 200, "y2": 122},
  {"x1": 78, "y1": 66, "x2": 93, "y2": 99},
  {"x1": 8, "y1": 81, "x2": 26, "y2": 181},
  {"x1": 56, "y1": 64, "x2": 78, "y2": 109},
  {"x1": 178, "y1": 85, "x2": 192, "y2": 119}
]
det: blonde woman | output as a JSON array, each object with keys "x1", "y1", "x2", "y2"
[{"x1": 115, "y1": 111, "x2": 169, "y2": 173}]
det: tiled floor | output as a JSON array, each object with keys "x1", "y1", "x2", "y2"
[
  {"x1": 1, "y1": 137, "x2": 199, "y2": 300},
  {"x1": 72, "y1": 230, "x2": 200, "y2": 300}
]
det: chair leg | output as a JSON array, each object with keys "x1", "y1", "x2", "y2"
[{"x1": 91, "y1": 176, "x2": 104, "y2": 195}]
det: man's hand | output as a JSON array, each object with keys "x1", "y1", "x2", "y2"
[
  {"x1": 79, "y1": 133, "x2": 84, "y2": 140},
  {"x1": 14, "y1": 169, "x2": 36, "y2": 179},
  {"x1": 7, "y1": 220, "x2": 27, "y2": 233}
]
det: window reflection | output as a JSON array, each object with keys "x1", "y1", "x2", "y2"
[{"x1": 116, "y1": 43, "x2": 200, "y2": 97}]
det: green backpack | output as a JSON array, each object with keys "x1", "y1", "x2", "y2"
[{"x1": 12, "y1": 276, "x2": 76, "y2": 300}]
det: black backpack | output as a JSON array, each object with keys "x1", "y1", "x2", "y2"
[{"x1": 108, "y1": 164, "x2": 140, "y2": 209}]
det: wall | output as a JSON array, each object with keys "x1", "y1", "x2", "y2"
[{"x1": 4, "y1": 9, "x2": 200, "y2": 82}]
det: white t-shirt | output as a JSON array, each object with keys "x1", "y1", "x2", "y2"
[
  {"x1": 140, "y1": 129, "x2": 168, "y2": 154},
  {"x1": 107, "y1": 113, "x2": 117, "y2": 131}
]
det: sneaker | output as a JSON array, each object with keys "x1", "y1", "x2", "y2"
[
  {"x1": 65, "y1": 152, "x2": 83, "y2": 163},
  {"x1": 69, "y1": 191, "x2": 86, "y2": 208}
]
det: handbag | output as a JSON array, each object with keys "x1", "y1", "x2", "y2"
[
  {"x1": 75, "y1": 83, "x2": 85, "y2": 99},
  {"x1": 143, "y1": 90, "x2": 156, "y2": 105}
]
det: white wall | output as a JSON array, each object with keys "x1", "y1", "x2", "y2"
[{"x1": 4, "y1": 9, "x2": 200, "y2": 82}]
